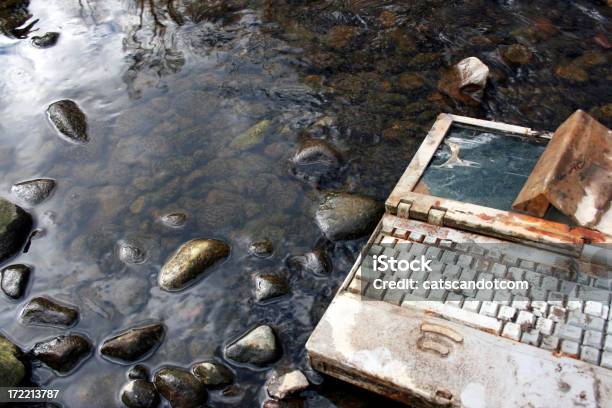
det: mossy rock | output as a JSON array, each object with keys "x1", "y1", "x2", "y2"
[
  {"x1": 0, "y1": 335, "x2": 26, "y2": 387},
  {"x1": 229, "y1": 120, "x2": 271, "y2": 150}
]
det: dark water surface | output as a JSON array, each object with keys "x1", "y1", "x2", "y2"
[{"x1": 0, "y1": 0, "x2": 610, "y2": 406}]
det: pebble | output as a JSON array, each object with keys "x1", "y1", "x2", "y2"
[
  {"x1": 31, "y1": 32, "x2": 60, "y2": 48},
  {"x1": 266, "y1": 370, "x2": 309, "y2": 400},
  {"x1": 1, "y1": 264, "x2": 31, "y2": 299},
  {"x1": 100, "y1": 323, "x2": 165, "y2": 363},
  {"x1": 47, "y1": 100, "x2": 89, "y2": 144},
  {"x1": 253, "y1": 273, "x2": 290, "y2": 302},
  {"x1": 315, "y1": 192, "x2": 384, "y2": 241},
  {"x1": 11, "y1": 178, "x2": 56, "y2": 206},
  {"x1": 128, "y1": 364, "x2": 150, "y2": 380},
  {"x1": 225, "y1": 325, "x2": 279, "y2": 365},
  {"x1": 20, "y1": 297, "x2": 79, "y2": 327},
  {"x1": 117, "y1": 239, "x2": 147, "y2": 264},
  {"x1": 153, "y1": 367, "x2": 207, "y2": 408},
  {"x1": 248, "y1": 239, "x2": 274, "y2": 258},
  {"x1": 31, "y1": 334, "x2": 92, "y2": 373},
  {"x1": 191, "y1": 361, "x2": 234, "y2": 387},
  {"x1": 287, "y1": 250, "x2": 332, "y2": 275},
  {"x1": 160, "y1": 212, "x2": 187, "y2": 228},
  {"x1": 158, "y1": 238, "x2": 230, "y2": 291},
  {"x1": 120, "y1": 379, "x2": 159, "y2": 408}
]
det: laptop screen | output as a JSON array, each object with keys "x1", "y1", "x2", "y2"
[{"x1": 417, "y1": 124, "x2": 547, "y2": 212}]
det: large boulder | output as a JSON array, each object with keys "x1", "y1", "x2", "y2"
[
  {"x1": 100, "y1": 323, "x2": 165, "y2": 363},
  {"x1": 0, "y1": 198, "x2": 33, "y2": 263},
  {"x1": 153, "y1": 367, "x2": 207, "y2": 408},
  {"x1": 225, "y1": 325, "x2": 279, "y2": 365},
  {"x1": 158, "y1": 239, "x2": 230, "y2": 291},
  {"x1": 315, "y1": 192, "x2": 383, "y2": 241},
  {"x1": 47, "y1": 100, "x2": 89, "y2": 144},
  {"x1": 0, "y1": 335, "x2": 26, "y2": 387},
  {"x1": 30, "y1": 334, "x2": 92, "y2": 373}
]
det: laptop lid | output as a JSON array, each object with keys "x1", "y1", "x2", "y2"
[{"x1": 385, "y1": 113, "x2": 611, "y2": 249}]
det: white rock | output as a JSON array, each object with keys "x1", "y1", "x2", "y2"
[
  {"x1": 456, "y1": 57, "x2": 489, "y2": 97},
  {"x1": 267, "y1": 370, "x2": 309, "y2": 399}
]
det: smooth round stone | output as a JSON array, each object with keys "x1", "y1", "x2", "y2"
[
  {"x1": 11, "y1": 178, "x2": 56, "y2": 206},
  {"x1": 315, "y1": 192, "x2": 383, "y2": 241},
  {"x1": 158, "y1": 239, "x2": 230, "y2": 291},
  {"x1": 191, "y1": 362, "x2": 234, "y2": 387},
  {"x1": 100, "y1": 323, "x2": 165, "y2": 363},
  {"x1": 248, "y1": 239, "x2": 274, "y2": 258},
  {"x1": 159, "y1": 212, "x2": 187, "y2": 228},
  {"x1": 20, "y1": 297, "x2": 79, "y2": 327},
  {"x1": 153, "y1": 367, "x2": 207, "y2": 408},
  {"x1": 128, "y1": 364, "x2": 150, "y2": 380},
  {"x1": 225, "y1": 325, "x2": 279, "y2": 365},
  {"x1": 120, "y1": 379, "x2": 159, "y2": 408},
  {"x1": 1, "y1": 264, "x2": 31, "y2": 299},
  {"x1": 31, "y1": 334, "x2": 92, "y2": 373},
  {"x1": 117, "y1": 239, "x2": 147, "y2": 264},
  {"x1": 47, "y1": 100, "x2": 89, "y2": 144}
]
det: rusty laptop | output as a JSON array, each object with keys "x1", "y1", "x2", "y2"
[{"x1": 306, "y1": 113, "x2": 612, "y2": 407}]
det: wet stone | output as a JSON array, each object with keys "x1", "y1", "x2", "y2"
[
  {"x1": 225, "y1": 325, "x2": 279, "y2": 365},
  {"x1": 160, "y1": 212, "x2": 187, "y2": 228},
  {"x1": 287, "y1": 250, "x2": 332, "y2": 276},
  {"x1": 159, "y1": 238, "x2": 230, "y2": 291},
  {"x1": 31, "y1": 32, "x2": 60, "y2": 48},
  {"x1": 191, "y1": 361, "x2": 234, "y2": 387},
  {"x1": 78, "y1": 274, "x2": 150, "y2": 318},
  {"x1": 100, "y1": 323, "x2": 165, "y2": 363},
  {"x1": 0, "y1": 335, "x2": 26, "y2": 387},
  {"x1": 501, "y1": 44, "x2": 533, "y2": 66},
  {"x1": 47, "y1": 100, "x2": 89, "y2": 144},
  {"x1": 0, "y1": 198, "x2": 33, "y2": 264},
  {"x1": 117, "y1": 239, "x2": 147, "y2": 264},
  {"x1": 128, "y1": 364, "x2": 151, "y2": 380},
  {"x1": 248, "y1": 239, "x2": 274, "y2": 258},
  {"x1": 11, "y1": 178, "x2": 56, "y2": 206},
  {"x1": 20, "y1": 297, "x2": 79, "y2": 327},
  {"x1": 254, "y1": 273, "x2": 290, "y2": 302},
  {"x1": 153, "y1": 367, "x2": 207, "y2": 408},
  {"x1": 267, "y1": 370, "x2": 309, "y2": 400},
  {"x1": 120, "y1": 379, "x2": 160, "y2": 408},
  {"x1": 291, "y1": 138, "x2": 343, "y2": 182},
  {"x1": 315, "y1": 192, "x2": 384, "y2": 241},
  {"x1": 1, "y1": 264, "x2": 31, "y2": 299},
  {"x1": 31, "y1": 334, "x2": 92, "y2": 373}
]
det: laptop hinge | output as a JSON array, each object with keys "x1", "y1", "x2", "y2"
[{"x1": 396, "y1": 200, "x2": 448, "y2": 227}]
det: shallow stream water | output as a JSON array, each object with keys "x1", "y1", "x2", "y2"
[{"x1": 0, "y1": 0, "x2": 610, "y2": 406}]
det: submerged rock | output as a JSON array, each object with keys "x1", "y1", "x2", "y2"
[
  {"x1": 225, "y1": 325, "x2": 279, "y2": 365},
  {"x1": 100, "y1": 323, "x2": 165, "y2": 363},
  {"x1": 315, "y1": 192, "x2": 383, "y2": 241},
  {"x1": 0, "y1": 335, "x2": 26, "y2": 387},
  {"x1": 31, "y1": 32, "x2": 60, "y2": 48},
  {"x1": 11, "y1": 178, "x2": 56, "y2": 205},
  {"x1": 291, "y1": 139, "x2": 343, "y2": 182},
  {"x1": 158, "y1": 239, "x2": 230, "y2": 291},
  {"x1": 128, "y1": 364, "x2": 150, "y2": 380},
  {"x1": 1, "y1": 264, "x2": 31, "y2": 299},
  {"x1": 501, "y1": 44, "x2": 533, "y2": 66},
  {"x1": 0, "y1": 198, "x2": 33, "y2": 263},
  {"x1": 20, "y1": 297, "x2": 79, "y2": 327},
  {"x1": 120, "y1": 379, "x2": 159, "y2": 408},
  {"x1": 153, "y1": 367, "x2": 207, "y2": 408},
  {"x1": 191, "y1": 361, "x2": 234, "y2": 387},
  {"x1": 248, "y1": 239, "x2": 274, "y2": 258},
  {"x1": 160, "y1": 212, "x2": 187, "y2": 228},
  {"x1": 230, "y1": 119, "x2": 271, "y2": 150},
  {"x1": 253, "y1": 273, "x2": 290, "y2": 302},
  {"x1": 117, "y1": 239, "x2": 147, "y2": 264},
  {"x1": 31, "y1": 334, "x2": 92, "y2": 373},
  {"x1": 287, "y1": 250, "x2": 332, "y2": 275},
  {"x1": 47, "y1": 100, "x2": 89, "y2": 144},
  {"x1": 78, "y1": 275, "x2": 150, "y2": 318},
  {"x1": 267, "y1": 370, "x2": 309, "y2": 400}
]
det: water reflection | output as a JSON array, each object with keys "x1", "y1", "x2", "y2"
[{"x1": 0, "y1": 0, "x2": 610, "y2": 406}]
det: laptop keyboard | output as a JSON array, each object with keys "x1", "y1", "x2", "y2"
[{"x1": 347, "y1": 226, "x2": 612, "y2": 370}]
